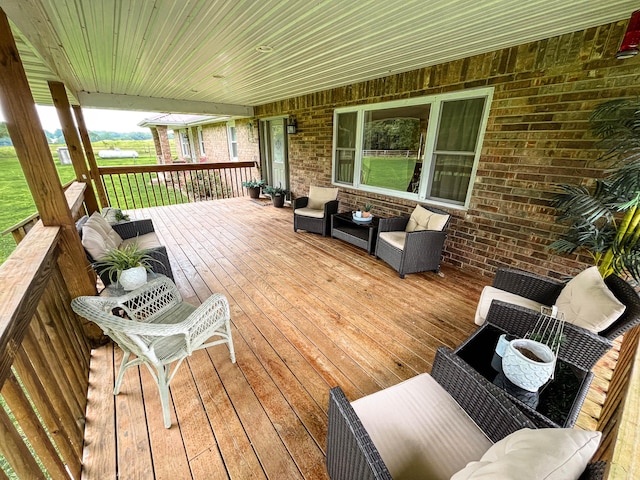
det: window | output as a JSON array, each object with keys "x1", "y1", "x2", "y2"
[
  {"x1": 179, "y1": 130, "x2": 191, "y2": 159},
  {"x1": 227, "y1": 121, "x2": 238, "y2": 161},
  {"x1": 332, "y1": 88, "x2": 493, "y2": 208},
  {"x1": 197, "y1": 127, "x2": 205, "y2": 157}
]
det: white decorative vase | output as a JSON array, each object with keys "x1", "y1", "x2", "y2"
[
  {"x1": 502, "y1": 339, "x2": 555, "y2": 392},
  {"x1": 119, "y1": 266, "x2": 148, "y2": 291}
]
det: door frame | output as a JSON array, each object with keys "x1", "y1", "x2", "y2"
[{"x1": 259, "y1": 116, "x2": 290, "y2": 197}]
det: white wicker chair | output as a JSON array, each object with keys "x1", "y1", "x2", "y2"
[{"x1": 71, "y1": 276, "x2": 236, "y2": 428}]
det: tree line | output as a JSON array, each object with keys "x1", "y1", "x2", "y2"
[{"x1": 0, "y1": 122, "x2": 152, "y2": 146}]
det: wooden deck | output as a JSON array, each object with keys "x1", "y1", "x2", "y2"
[{"x1": 81, "y1": 198, "x2": 613, "y2": 479}]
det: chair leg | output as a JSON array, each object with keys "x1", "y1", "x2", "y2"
[
  {"x1": 227, "y1": 320, "x2": 236, "y2": 364},
  {"x1": 114, "y1": 351, "x2": 130, "y2": 395},
  {"x1": 156, "y1": 364, "x2": 172, "y2": 428}
]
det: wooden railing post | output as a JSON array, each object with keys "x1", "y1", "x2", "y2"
[
  {"x1": 0, "y1": 8, "x2": 101, "y2": 342},
  {"x1": 49, "y1": 80, "x2": 100, "y2": 214},
  {"x1": 73, "y1": 104, "x2": 109, "y2": 208}
]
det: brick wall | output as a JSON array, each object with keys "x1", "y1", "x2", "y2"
[
  {"x1": 200, "y1": 120, "x2": 259, "y2": 165},
  {"x1": 254, "y1": 19, "x2": 640, "y2": 280}
]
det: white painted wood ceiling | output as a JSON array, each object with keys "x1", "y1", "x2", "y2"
[{"x1": 1, "y1": 0, "x2": 637, "y2": 116}]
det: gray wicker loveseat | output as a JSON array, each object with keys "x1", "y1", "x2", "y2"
[
  {"x1": 76, "y1": 212, "x2": 174, "y2": 287},
  {"x1": 326, "y1": 347, "x2": 605, "y2": 480},
  {"x1": 476, "y1": 267, "x2": 640, "y2": 370}
]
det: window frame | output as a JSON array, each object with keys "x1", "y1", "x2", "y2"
[
  {"x1": 331, "y1": 87, "x2": 493, "y2": 210},
  {"x1": 197, "y1": 126, "x2": 205, "y2": 157},
  {"x1": 227, "y1": 121, "x2": 238, "y2": 162}
]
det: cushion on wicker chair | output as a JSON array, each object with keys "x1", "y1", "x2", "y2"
[
  {"x1": 307, "y1": 186, "x2": 339, "y2": 210},
  {"x1": 120, "y1": 233, "x2": 163, "y2": 251},
  {"x1": 293, "y1": 206, "x2": 326, "y2": 218},
  {"x1": 406, "y1": 204, "x2": 449, "y2": 232},
  {"x1": 555, "y1": 267, "x2": 626, "y2": 333},
  {"x1": 82, "y1": 213, "x2": 122, "y2": 259},
  {"x1": 451, "y1": 428, "x2": 601, "y2": 480},
  {"x1": 378, "y1": 231, "x2": 407, "y2": 250},
  {"x1": 81, "y1": 211, "x2": 162, "y2": 260},
  {"x1": 352, "y1": 373, "x2": 492, "y2": 480},
  {"x1": 475, "y1": 286, "x2": 545, "y2": 326}
]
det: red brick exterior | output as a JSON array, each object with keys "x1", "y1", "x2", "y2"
[
  {"x1": 152, "y1": 126, "x2": 173, "y2": 164},
  {"x1": 254, "y1": 19, "x2": 640, "y2": 280}
]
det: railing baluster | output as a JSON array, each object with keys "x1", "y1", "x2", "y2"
[{"x1": 96, "y1": 161, "x2": 258, "y2": 207}]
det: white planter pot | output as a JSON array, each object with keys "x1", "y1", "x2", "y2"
[
  {"x1": 119, "y1": 266, "x2": 148, "y2": 291},
  {"x1": 502, "y1": 339, "x2": 555, "y2": 392}
]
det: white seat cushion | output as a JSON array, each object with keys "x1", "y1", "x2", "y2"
[
  {"x1": 555, "y1": 267, "x2": 626, "y2": 333},
  {"x1": 378, "y1": 231, "x2": 407, "y2": 250},
  {"x1": 120, "y1": 232, "x2": 162, "y2": 251},
  {"x1": 307, "y1": 186, "x2": 338, "y2": 210},
  {"x1": 474, "y1": 286, "x2": 545, "y2": 326},
  {"x1": 405, "y1": 204, "x2": 449, "y2": 232},
  {"x1": 294, "y1": 207, "x2": 325, "y2": 219},
  {"x1": 451, "y1": 428, "x2": 601, "y2": 480},
  {"x1": 352, "y1": 373, "x2": 492, "y2": 480}
]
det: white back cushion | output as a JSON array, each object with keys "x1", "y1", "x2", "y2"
[
  {"x1": 307, "y1": 186, "x2": 338, "y2": 210},
  {"x1": 555, "y1": 267, "x2": 626, "y2": 333},
  {"x1": 405, "y1": 204, "x2": 449, "y2": 232},
  {"x1": 451, "y1": 428, "x2": 601, "y2": 480}
]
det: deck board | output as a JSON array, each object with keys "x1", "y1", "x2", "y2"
[{"x1": 82, "y1": 198, "x2": 615, "y2": 479}]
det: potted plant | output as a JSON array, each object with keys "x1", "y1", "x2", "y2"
[
  {"x1": 549, "y1": 99, "x2": 640, "y2": 282},
  {"x1": 264, "y1": 184, "x2": 288, "y2": 208},
  {"x1": 501, "y1": 339, "x2": 556, "y2": 392},
  {"x1": 92, "y1": 242, "x2": 157, "y2": 291},
  {"x1": 241, "y1": 178, "x2": 266, "y2": 199},
  {"x1": 362, "y1": 204, "x2": 373, "y2": 218}
]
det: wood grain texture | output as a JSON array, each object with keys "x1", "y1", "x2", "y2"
[{"x1": 81, "y1": 198, "x2": 622, "y2": 479}]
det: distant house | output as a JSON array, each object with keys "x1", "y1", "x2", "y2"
[{"x1": 139, "y1": 113, "x2": 258, "y2": 165}]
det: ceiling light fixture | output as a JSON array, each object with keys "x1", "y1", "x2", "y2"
[
  {"x1": 617, "y1": 9, "x2": 640, "y2": 59},
  {"x1": 256, "y1": 45, "x2": 274, "y2": 53}
]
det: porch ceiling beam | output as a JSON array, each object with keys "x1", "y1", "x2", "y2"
[{"x1": 76, "y1": 92, "x2": 254, "y2": 117}]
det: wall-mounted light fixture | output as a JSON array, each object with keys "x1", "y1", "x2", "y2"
[
  {"x1": 286, "y1": 117, "x2": 297, "y2": 134},
  {"x1": 617, "y1": 10, "x2": 640, "y2": 59}
]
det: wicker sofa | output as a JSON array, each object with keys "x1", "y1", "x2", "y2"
[
  {"x1": 477, "y1": 268, "x2": 640, "y2": 370},
  {"x1": 327, "y1": 347, "x2": 605, "y2": 480},
  {"x1": 76, "y1": 213, "x2": 174, "y2": 287}
]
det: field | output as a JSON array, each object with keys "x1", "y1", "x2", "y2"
[{"x1": 0, "y1": 140, "x2": 158, "y2": 265}]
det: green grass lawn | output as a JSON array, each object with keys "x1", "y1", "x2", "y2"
[
  {"x1": 0, "y1": 140, "x2": 157, "y2": 265},
  {"x1": 362, "y1": 156, "x2": 417, "y2": 191}
]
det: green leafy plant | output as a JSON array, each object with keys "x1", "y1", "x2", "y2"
[
  {"x1": 92, "y1": 242, "x2": 157, "y2": 284},
  {"x1": 242, "y1": 178, "x2": 266, "y2": 188},
  {"x1": 114, "y1": 209, "x2": 130, "y2": 222},
  {"x1": 363, "y1": 203, "x2": 373, "y2": 212},
  {"x1": 264, "y1": 184, "x2": 287, "y2": 196},
  {"x1": 548, "y1": 98, "x2": 640, "y2": 281}
]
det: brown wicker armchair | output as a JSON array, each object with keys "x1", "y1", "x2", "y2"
[
  {"x1": 326, "y1": 347, "x2": 605, "y2": 480},
  {"x1": 482, "y1": 268, "x2": 640, "y2": 370},
  {"x1": 293, "y1": 186, "x2": 339, "y2": 237},
  {"x1": 375, "y1": 205, "x2": 450, "y2": 278}
]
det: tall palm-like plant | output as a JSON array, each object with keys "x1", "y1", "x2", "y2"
[{"x1": 549, "y1": 99, "x2": 640, "y2": 281}]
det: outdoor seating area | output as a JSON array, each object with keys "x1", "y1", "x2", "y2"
[{"x1": 74, "y1": 198, "x2": 628, "y2": 479}]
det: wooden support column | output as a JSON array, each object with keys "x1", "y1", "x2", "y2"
[
  {"x1": 73, "y1": 105, "x2": 108, "y2": 208},
  {"x1": 48, "y1": 80, "x2": 100, "y2": 214},
  {"x1": 0, "y1": 9, "x2": 100, "y2": 338}
]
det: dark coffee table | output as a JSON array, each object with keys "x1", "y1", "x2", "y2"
[
  {"x1": 331, "y1": 212, "x2": 380, "y2": 255},
  {"x1": 454, "y1": 323, "x2": 593, "y2": 428}
]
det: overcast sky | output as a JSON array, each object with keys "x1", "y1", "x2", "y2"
[{"x1": 0, "y1": 105, "x2": 157, "y2": 133}]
